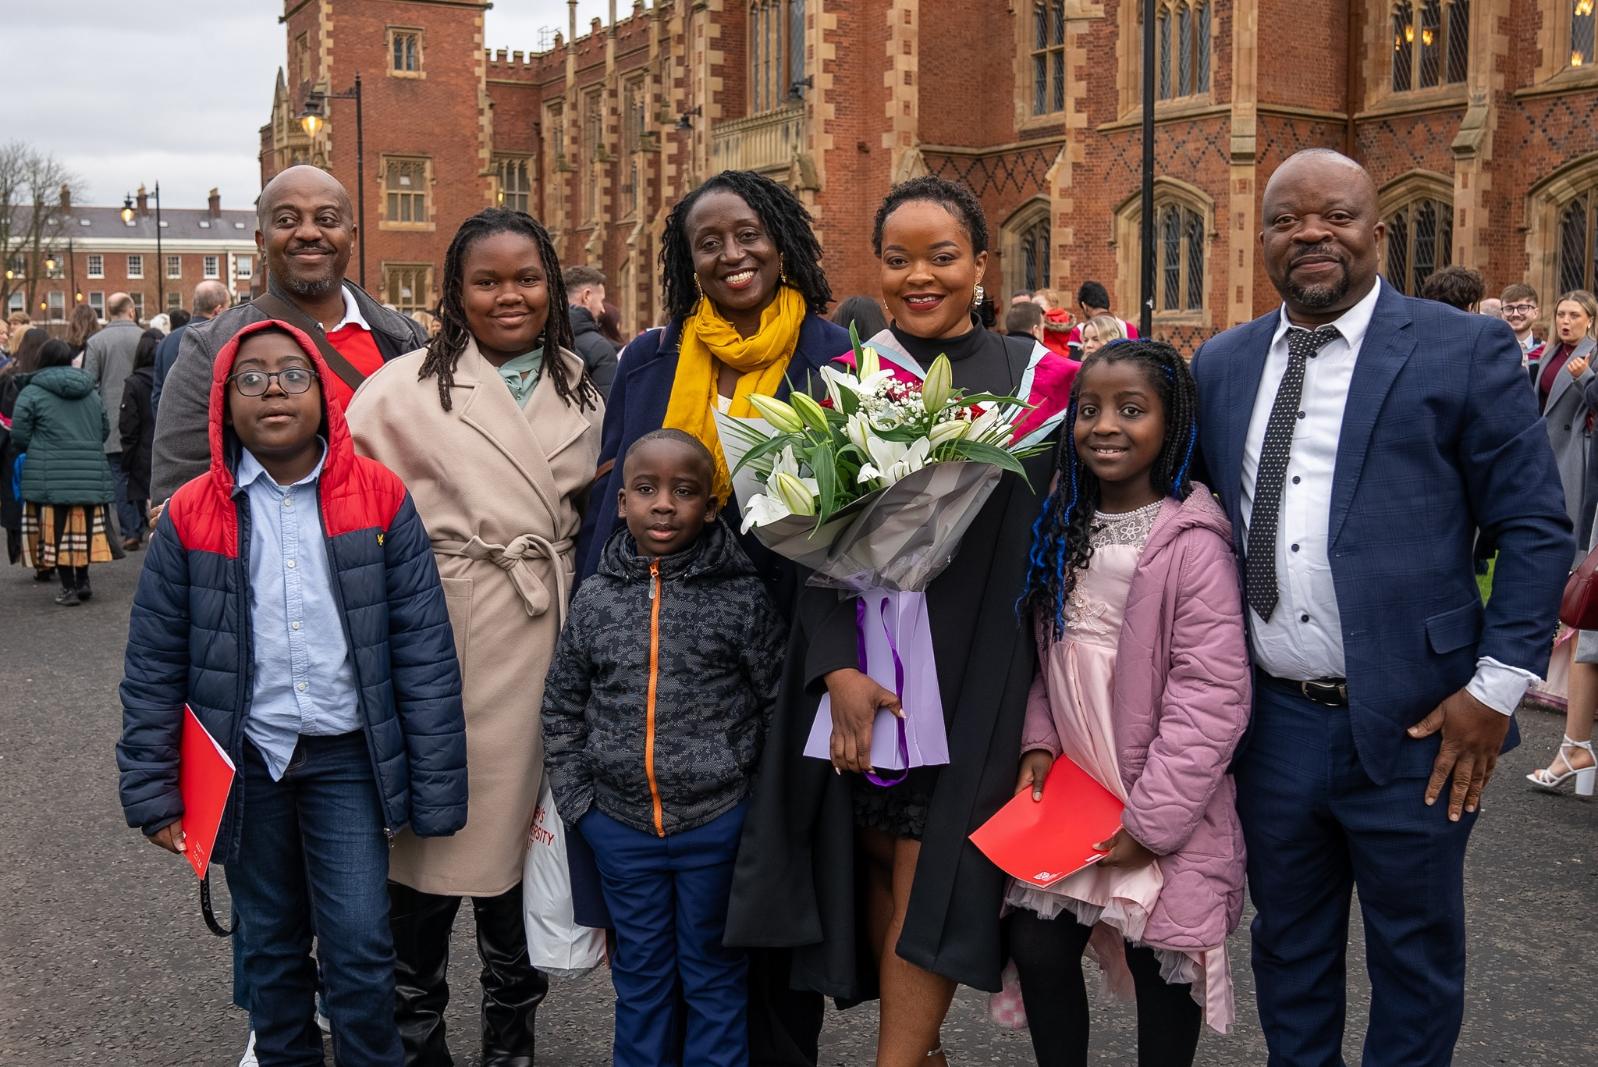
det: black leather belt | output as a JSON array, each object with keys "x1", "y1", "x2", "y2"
[{"x1": 1261, "y1": 673, "x2": 1349, "y2": 707}]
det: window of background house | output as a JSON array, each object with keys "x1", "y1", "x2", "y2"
[
  {"x1": 88, "y1": 291, "x2": 104, "y2": 318},
  {"x1": 167, "y1": 255, "x2": 181, "y2": 279},
  {"x1": 1021, "y1": 215, "x2": 1052, "y2": 292},
  {"x1": 1556, "y1": 189, "x2": 1598, "y2": 292},
  {"x1": 495, "y1": 157, "x2": 531, "y2": 213},
  {"x1": 47, "y1": 291, "x2": 63, "y2": 321},
  {"x1": 384, "y1": 264, "x2": 432, "y2": 314},
  {"x1": 87, "y1": 253, "x2": 103, "y2": 278},
  {"x1": 236, "y1": 254, "x2": 253, "y2": 280},
  {"x1": 1391, "y1": 0, "x2": 1469, "y2": 93},
  {"x1": 167, "y1": 291, "x2": 183, "y2": 312},
  {"x1": 1385, "y1": 196, "x2": 1453, "y2": 294},
  {"x1": 130, "y1": 292, "x2": 144, "y2": 320},
  {"x1": 384, "y1": 157, "x2": 430, "y2": 224},
  {"x1": 127, "y1": 255, "x2": 143, "y2": 279},
  {"x1": 1156, "y1": 203, "x2": 1206, "y2": 313},
  {"x1": 1151, "y1": 1, "x2": 1211, "y2": 102},
  {"x1": 749, "y1": 0, "x2": 805, "y2": 113},
  {"x1": 204, "y1": 255, "x2": 220, "y2": 279},
  {"x1": 1574, "y1": 0, "x2": 1596, "y2": 68},
  {"x1": 1031, "y1": 1, "x2": 1067, "y2": 115},
  {"x1": 389, "y1": 28, "x2": 422, "y2": 75},
  {"x1": 624, "y1": 78, "x2": 646, "y2": 152}
]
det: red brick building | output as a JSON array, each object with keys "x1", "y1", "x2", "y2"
[
  {"x1": 7, "y1": 186, "x2": 257, "y2": 327},
  {"x1": 261, "y1": 1, "x2": 1598, "y2": 345}
]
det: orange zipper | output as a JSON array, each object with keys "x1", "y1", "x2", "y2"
[{"x1": 645, "y1": 558, "x2": 665, "y2": 837}]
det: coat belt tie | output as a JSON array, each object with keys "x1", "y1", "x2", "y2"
[{"x1": 434, "y1": 534, "x2": 574, "y2": 627}]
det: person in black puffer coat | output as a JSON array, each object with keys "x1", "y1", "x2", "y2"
[
  {"x1": 541, "y1": 428, "x2": 786, "y2": 1067},
  {"x1": 116, "y1": 328, "x2": 162, "y2": 549}
]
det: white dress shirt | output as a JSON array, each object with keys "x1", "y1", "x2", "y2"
[
  {"x1": 1240, "y1": 278, "x2": 1533, "y2": 714},
  {"x1": 327, "y1": 286, "x2": 371, "y2": 334}
]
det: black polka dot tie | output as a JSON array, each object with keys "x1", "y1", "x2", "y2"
[{"x1": 1245, "y1": 325, "x2": 1339, "y2": 622}]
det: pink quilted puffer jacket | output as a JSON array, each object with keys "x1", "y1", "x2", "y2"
[{"x1": 1021, "y1": 487, "x2": 1252, "y2": 952}]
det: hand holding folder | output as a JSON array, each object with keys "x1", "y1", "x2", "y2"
[
  {"x1": 176, "y1": 705, "x2": 235, "y2": 881},
  {"x1": 970, "y1": 754, "x2": 1125, "y2": 888}
]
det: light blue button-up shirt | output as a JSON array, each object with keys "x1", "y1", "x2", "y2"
[{"x1": 236, "y1": 443, "x2": 360, "y2": 780}]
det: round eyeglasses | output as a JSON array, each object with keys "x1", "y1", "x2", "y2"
[{"x1": 230, "y1": 368, "x2": 316, "y2": 397}]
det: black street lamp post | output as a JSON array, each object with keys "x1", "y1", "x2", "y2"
[
  {"x1": 122, "y1": 183, "x2": 163, "y2": 315},
  {"x1": 300, "y1": 73, "x2": 366, "y2": 287},
  {"x1": 1140, "y1": 0, "x2": 1156, "y2": 339}
]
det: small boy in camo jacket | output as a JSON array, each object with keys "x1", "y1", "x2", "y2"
[{"x1": 541, "y1": 428, "x2": 785, "y2": 1067}]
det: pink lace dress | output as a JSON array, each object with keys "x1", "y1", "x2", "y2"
[{"x1": 1007, "y1": 500, "x2": 1234, "y2": 1032}]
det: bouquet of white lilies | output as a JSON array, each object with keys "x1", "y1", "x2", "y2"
[
  {"x1": 712, "y1": 323, "x2": 1069, "y2": 784},
  {"x1": 720, "y1": 324, "x2": 1047, "y2": 548}
]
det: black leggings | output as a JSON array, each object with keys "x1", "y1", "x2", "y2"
[
  {"x1": 57, "y1": 565, "x2": 88, "y2": 592},
  {"x1": 1007, "y1": 908, "x2": 1202, "y2": 1067}
]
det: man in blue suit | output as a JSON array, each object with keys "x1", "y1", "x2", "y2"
[{"x1": 1191, "y1": 148, "x2": 1572, "y2": 1066}]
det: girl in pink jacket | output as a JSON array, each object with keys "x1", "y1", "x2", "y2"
[{"x1": 1011, "y1": 339, "x2": 1252, "y2": 1066}]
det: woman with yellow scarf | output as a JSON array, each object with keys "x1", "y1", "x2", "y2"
[{"x1": 572, "y1": 169, "x2": 847, "y2": 1064}]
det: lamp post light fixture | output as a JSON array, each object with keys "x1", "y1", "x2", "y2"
[
  {"x1": 675, "y1": 105, "x2": 703, "y2": 131},
  {"x1": 1138, "y1": 0, "x2": 1155, "y2": 339},
  {"x1": 299, "y1": 73, "x2": 366, "y2": 287},
  {"x1": 122, "y1": 182, "x2": 165, "y2": 315}
]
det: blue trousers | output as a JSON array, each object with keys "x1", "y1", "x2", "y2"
[
  {"x1": 107, "y1": 453, "x2": 145, "y2": 541},
  {"x1": 223, "y1": 732, "x2": 401, "y2": 1067},
  {"x1": 1236, "y1": 681, "x2": 1475, "y2": 1067},
  {"x1": 580, "y1": 803, "x2": 750, "y2": 1067}
]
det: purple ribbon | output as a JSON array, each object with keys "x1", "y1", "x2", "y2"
[{"x1": 860, "y1": 596, "x2": 912, "y2": 789}]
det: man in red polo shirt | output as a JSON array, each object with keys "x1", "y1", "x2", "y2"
[{"x1": 151, "y1": 166, "x2": 427, "y2": 500}]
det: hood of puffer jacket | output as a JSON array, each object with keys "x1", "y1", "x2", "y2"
[
  {"x1": 28, "y1": 365, "x2": 96, "y2": 399},
  {"x1": 1142, "y1": 481, "x2": 1232, "y2": 558},
  {"x1": 1043, "y1": 307, "x2": 1075, "y2": 334},
  {"x1": 597, "y1": 515, "x2": 757, "y2": 584},
  {"x1": 205, "y1": 318, "x2": 356, "y2": 503}
]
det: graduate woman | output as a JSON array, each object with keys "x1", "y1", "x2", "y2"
[
  {"x1": 727, "y1": 176, "x2": 1073, "y2": 1066},
  {"x1": 346, "y1": 207, "x2": 603, "y2": 1066}
]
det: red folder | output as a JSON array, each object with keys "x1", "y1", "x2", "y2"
[
  {"x1": 178, "y1": 705, "x2": 235, "y2": 880},
  {"x1": 970, "y1": 754, "x2": 1125, "y2": 888}
]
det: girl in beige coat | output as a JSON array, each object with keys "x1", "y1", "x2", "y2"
[{"x1": 346, "y1": 209, "x2": 602, "y2": 1066}]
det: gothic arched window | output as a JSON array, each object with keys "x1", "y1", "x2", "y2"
[{"x1": 1385, "y1": 196, "x2": 1454, "y2": 294}]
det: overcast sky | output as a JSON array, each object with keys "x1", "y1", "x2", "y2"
[{"x1": 0, "y1": 0, "x2": 616, "y2": 211}]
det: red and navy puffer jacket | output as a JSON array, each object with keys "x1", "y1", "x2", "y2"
[{"x1": 116, "y1": 320, "x2": 466, "y2": 859}]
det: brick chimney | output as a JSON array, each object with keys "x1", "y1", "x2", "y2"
[
  {"x1": 136, "y1": 184, "x2": 149, "y2": 216},
  {"x1": 58, "y1": 183, "x2": 71, "y2": 212},
  {"x1": 208, "y1": 187, "x2": 221, "y2": 218}
]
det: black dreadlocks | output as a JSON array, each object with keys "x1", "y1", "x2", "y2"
[
  {"x1": 660, "y1": 170, "x2": 833, "y2": 321},
  {"x1": 419, "y1": 207, "x2": 599, "y2": 413},
  {"x1": 870, "y1": 175, "x2": 990, "y2": 256},
  {"x1": 1020, "y1": 339, "x2": 1200, "y2": 641}
]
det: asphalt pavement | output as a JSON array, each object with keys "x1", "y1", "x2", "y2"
[{"x1": 1, "y1": 552, "x2": 1593, "y2": 1065}]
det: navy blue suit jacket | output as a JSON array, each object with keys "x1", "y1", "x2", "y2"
[{"x1": 1191, "y1": 282, "x2": 1572, "y2": 784}]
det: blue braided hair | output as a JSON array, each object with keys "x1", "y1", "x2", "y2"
[{"x1": 1019, "y1": 338, "x2": 1200, "y2": 641}]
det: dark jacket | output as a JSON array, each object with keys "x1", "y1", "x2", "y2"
[
  {"x1": 149, "y1": 320, "x2": 194, "y2": 416},
  {"x1": 11, "y1": 366, "x2": 115, "y2": 506},
  {"x1": 117, "y1": 319, "x2": 467, "y2": 861},
  {"x1": 150, "y1": 281, "x2": 427, "y2": 501},
  {"x1": 119, "y1": 365, "x2": 155, "y2": 502},
  {"x1": 569, "y1": 305, "x2": 620, "y2": 398},
  {"x1": 0, "y1": 373, "x2": 27, "y2": 533},
  {"x1": 576, "y1": 312, "x2": 851, "y2": 603},
  {"x1": 543, "y1": 521, "x2": 786, "y2": 837}
]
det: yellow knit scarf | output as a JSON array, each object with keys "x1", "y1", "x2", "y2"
[{"x1": 664, "y1": 285, "x2": 806, "y2": 502}]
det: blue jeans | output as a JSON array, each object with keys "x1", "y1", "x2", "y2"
[
  {"x1": 223, "y1": 732, "x2": 400, "y2": 1067},
  {"x1": 1236, "y1": 680, "x2": 1475, "y2": 1067},
  {"x1": 580, "y1": 803, "x2": 749, "y2": 1067},
  {"x1": 108, "y1": 454, "x2": 145, "y2": 541}
]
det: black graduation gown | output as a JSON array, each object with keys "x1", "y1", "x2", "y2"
[{"x1": 726, "y1": 323, "x2": 1054, "y2": 998}]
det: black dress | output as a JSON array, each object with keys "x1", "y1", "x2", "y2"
[{"x1": 725, "y1": 321, "x2": 1057, "y2": 998}]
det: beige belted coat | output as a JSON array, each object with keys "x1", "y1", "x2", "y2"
[{"x1": 346, "y1": 340, "x2": 603, "y2": 895}]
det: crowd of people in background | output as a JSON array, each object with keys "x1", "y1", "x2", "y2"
[{"x1": 0, "y1": 145, "x2": 1572, "y2": 1067}]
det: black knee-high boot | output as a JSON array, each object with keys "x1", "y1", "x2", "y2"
[
  {"x1": 390, "y1": 881, "x2": 463, "y2": 1067},
  {"x1": 471, "y1": 882, "x2": 548, "y2": 1067}
]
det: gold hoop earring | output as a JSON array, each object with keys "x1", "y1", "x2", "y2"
[
  {"x1": 694, "y1": 275, "x2": 705, "y2": 298},
  {"x1": 779, "y1": 255, "x2": 789, "y2": 286}
]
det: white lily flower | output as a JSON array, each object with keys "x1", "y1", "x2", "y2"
[
  {"x1": 770, "y1": 471, "x2": 818, "y2": 516},
  {"x1": 858, "y1": 342, "x2": 882, "y2": 379},
  {"x1": 770, "y1": 444, "x2": 802, "y2": 480},
  {"x1": 922, "y1": 354, "x2": 954, "y2": 413},
  {"x1": 859, "y1": 436, "x2": 932, "y2": 489},
  {"x1": 967, "y1": 406, "x2": 1008, "y2": 444},
  {"x1": 816, "y1": 365, "x2": 854, "y2": 409},
  {"x1": 927, "y1": 418, "x2": 970, "y2": 446},
  {"x1": 845, "y1": 413, "x2": 873, "y2": 453},
  {"x1": 740, "y1": 492, "x2": 793, "y2": 532}
]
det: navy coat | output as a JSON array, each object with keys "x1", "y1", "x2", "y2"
[
  {"x1": 1191, "y1": 282, "x2": 1573, "y2": 783},
  {"x1": 116, "y1": 320, "x2": 467, "y2": 861}
]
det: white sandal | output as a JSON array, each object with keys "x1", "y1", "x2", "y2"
[{"x1": 1526, "y1": 735, "x2": 1596, "y2": 796}]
